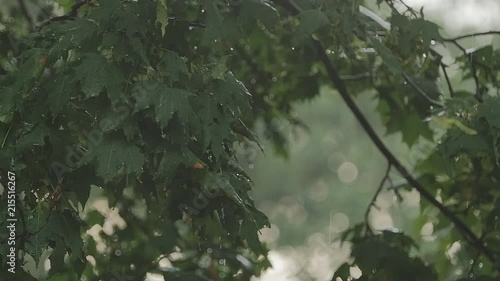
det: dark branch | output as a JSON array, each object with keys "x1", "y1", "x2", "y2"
[
  {"x1": 440, "y1": 63, "x2": 455, "y2": 98},
  {"x1": 445, "y1": 31, "x2": 500, "y2": 41},
  {"x1": 271, "y1": 0, "x2": 497, "y2": 264},
  {"x1": 35, "y1": 0, "x2": 91, "y2": 31},
  {"x1": 315, "y1": 36, "x2": 495, "y2": 262}
]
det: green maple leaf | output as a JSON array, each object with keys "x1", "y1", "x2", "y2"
[
  {"x1": 46, "y1": 71, "x2": 76, "y2": 116},
  {"x1": 154, "y1": 146, "x2": 201, "y2": 181},
  {"x1": 160, "y1": 50, "x2": 189, "y2": 84},
  {"x1": 132, "y1": 81, "x2": 193, "y2": 127},
  {"x1": 0, "y1": 86, "x2": 17, "y2": 114},
  {"x1": 16, "y1": 122, "x2": 50, "y2": 151},
  {"x1": 26, "y1": 209, "x2": 82, "y2": 264},
  {"x1": 82, "y1": 136, "x2": 145, "y2": 182},
  {"x1": 295, "y1": 9, "x2": 329, "y2": 41},
  {"x1": 156, "y1": 0, "x2": 168, "y2": 37},
  {"x1": 194, "y1": 95, "x2": 234, "y2": 159},
  {"x1": 48, "y1": 19, "x2": 98, "y2": 56},
  {"x1": 478, "y1": 97, "x2": 500, "y2": 128},
  {"x1": 209, "y1": 72, "x2": 252, "y2": 117},
  {"x1": 74, "y1": 53, "x2": 123, "y2": 100}
]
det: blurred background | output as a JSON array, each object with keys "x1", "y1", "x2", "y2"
[{"x1": 239, "y1": 1, "x2": 500, "y2": 280}]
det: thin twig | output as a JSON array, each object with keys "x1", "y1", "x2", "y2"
[
  {"x1": 365, "y1": 162, "x2": 391, "y2": 234},
  {"x1": 35, "y1": 0, "x2": 90, "y2": 31},
  {"x1": 17, "y1": 0, "x2": 35, "y2": 32},
  {"x1": 402, "y1": 72, "x2": 444, "y2": 106},
  {"x1": 445, "y1": 39, "x2": 482, "y2": 101},
  {"x1": 271, "y1": 0, "x2": 496, "y2": 264},
  {"x1": 440, "y1": 63, "x2": 455, "y2": 97}
]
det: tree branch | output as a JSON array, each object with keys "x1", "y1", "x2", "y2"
[
  {"x1": 445, "y1": 40, "x2": 483, "y2": 101},
  {"x1": 17, "y1": 0, "x2": 35, "y2": 32},
  {"x1": 365, "y1": 162, "x2": 391, "y2": 234},
  {"x1": 445, "y1": 31, "x2": 500, "y2": 41},
  {"x1": 271, "y1": 0, "x2": 497, "y2": 264},
  {"x1": 440, "y1": 63, "x2": 455, "y2": 97},
  {"x1": 35, "y1": 0, "x2": 91, "y2": 31}
]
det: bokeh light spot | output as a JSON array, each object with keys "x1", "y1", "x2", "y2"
[{"x1": 337, "y1": 161, "x2": 358, "y2": 183}]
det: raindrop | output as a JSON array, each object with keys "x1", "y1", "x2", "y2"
[
  {"x1": 248, "y1": 164, "x2": 254, "y2": 169},
  {"x1": 115, "y1": 249, "x2": 122, "y2": 256},
  {"x1": 431, "y1": 40, "x2": 436, "y2": 45},
  {"x1": 272, "y1": 77, "x2": 277, "y2": 82}
]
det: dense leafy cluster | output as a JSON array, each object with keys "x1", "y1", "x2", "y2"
[
  {"x1": 1, "y1": 0, "x2": 500, "y2": 280},
  {"x1": 1, "y1": 0, "x2": 271, "y2": 280}
]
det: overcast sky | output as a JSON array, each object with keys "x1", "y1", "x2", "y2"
[{"x1": 405, "y1": 0, "x2": 500, "y2": 35}]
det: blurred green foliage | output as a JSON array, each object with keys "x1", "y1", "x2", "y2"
[{"x1": 1, "y1": 0, "x2": 500, "y2": 281}]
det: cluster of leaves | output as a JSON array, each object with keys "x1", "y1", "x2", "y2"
[
  {"x1": 0, "y1": 0, "x2": 272, "y2": 280},
  {"x1": 2, "y1": 0, "x2": 500, "y2": 280}
]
